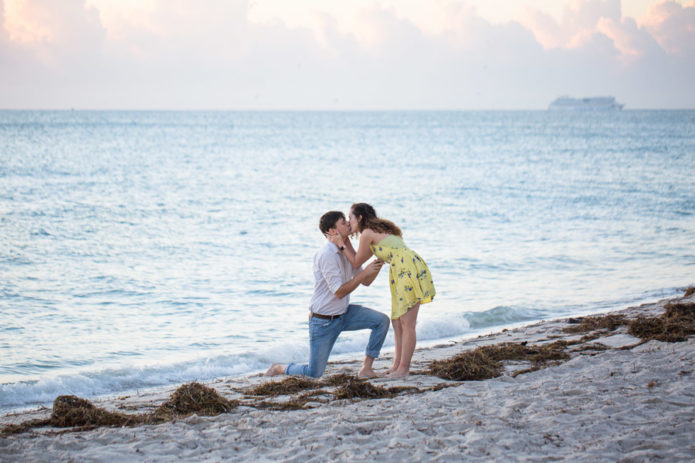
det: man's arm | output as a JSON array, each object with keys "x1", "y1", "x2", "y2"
[
  {"x1": 361, "y1": 260, "x2": 383, "y2": 287},
  {"x1": 334, "y1": 260, "x2": 383, "y2": 299}
]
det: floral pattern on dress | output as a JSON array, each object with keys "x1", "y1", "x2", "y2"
[{"x1": 370, "y1": 235, "x2": 435, "y2": 320}]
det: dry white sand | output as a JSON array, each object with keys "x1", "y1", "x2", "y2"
[{"x1": 2, "y1": 294, "x2": 694, "y2": 462}]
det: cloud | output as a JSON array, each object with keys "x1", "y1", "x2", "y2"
[
  {"x1": 596, "y1": 16, "x2": 664, "y2": 59},
  {"x1": 639, "y1": 0, "x2": 695, "y2": 55},
  {"x1": 521, "y1": 0, "x2": 622, "y2": 49},
  {"x1": 563, "y1": 0, "x2": 621, "y2": 30},
  {"x1": 3, "y1": 0, "x2": 104, "y2": 58},
  {"x1": 0, "y1": 0, "x2": 693, "y2": 109},
  {"x1": 103, "y1": 0, "x2": 247, "y2": 59}
]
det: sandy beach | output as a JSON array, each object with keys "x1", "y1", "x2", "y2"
[{"x1": 2, "y1": 291, "x2": 694, "y2": 462}]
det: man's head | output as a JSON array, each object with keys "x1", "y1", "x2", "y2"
[{"x1": 319, "y1": 211, "x2": 349, "y2": 239}]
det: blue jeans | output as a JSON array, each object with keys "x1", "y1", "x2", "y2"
[{"x1": 285, "y1": 304, "x2": 389, "y2": 378}]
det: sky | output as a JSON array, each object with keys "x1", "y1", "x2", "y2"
[{"x1": 0, "y1": 0, "x2": 693, "y2": 109}]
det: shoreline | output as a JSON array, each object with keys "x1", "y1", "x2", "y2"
[
  {"x1": 2, "y1": 290, "x2": 694, "y2": 461},
  {"x1": 2, "y1": 287, "x2": 682, "y2": 416}
]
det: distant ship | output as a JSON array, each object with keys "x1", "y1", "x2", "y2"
[{"x1": 548, "y1": 96, "x2": 624, "y2": 110}]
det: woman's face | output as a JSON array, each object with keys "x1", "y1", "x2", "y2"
[{"x1": 348, "y1": 210, "x2": 360, "y2": 233}]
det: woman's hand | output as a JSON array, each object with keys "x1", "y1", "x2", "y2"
[{"x1": 326, "y1": 233, "x2": 345, "y2": 248}]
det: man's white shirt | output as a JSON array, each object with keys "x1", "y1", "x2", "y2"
[{"x1": 309, "y1": 241, "x2": 362, "y2": 316}]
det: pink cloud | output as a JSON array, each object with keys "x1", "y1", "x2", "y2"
[
  {"x1": 3, "y1": 0, "x2": 103, "y2": 50},
  {"x1": 639, "y1": 1, "x2": 695, "y2": 55},
  {"x1": 0, "y1": 0, "x2": 693, "y2": 109},
  {"x1": 519, "y1": 6, "x2": 566, "y2": 49},
  {"x1": 562, "y1": 0, "x2": 621, "y2": 30},
  {"x1": 596, "y1": 16, "x2": 665, "y2": 59},
  {"x1": 521, "y1": 0, "x2": 622, "y2": 50}
]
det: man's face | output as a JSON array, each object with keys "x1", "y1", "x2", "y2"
[{"x1": 331, "y1": 217, "x2": 350, "y2": 239}]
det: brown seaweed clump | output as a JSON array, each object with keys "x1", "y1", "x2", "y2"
[
  {"x1": 2, "y1": 382, "x2": 238, "y2": 435},
  {"x1": 153, "y1": 382, "x2": 238, "y2": 420},
  {"x1": 1, "y1": 418, "x2": 51, "y2": 435},
  {"x1": 251, "y1": 390, "x2": 326, "y2": 411},
  {"x1": 246, "y1": 377, "x2": 319, "y2": 397},
  {"x1": 249, "y1": 374, "x2": 416, "y2": 403},
  {"x1": 428, "y1": 347, "x2": 503, "y2": 381},
  {"x1": 628, "y1": 301, "x2": 695, "y2": 343},
  {"x1": 563, "y1": 314, "x2": 627, "y2": 333},
  {"x1": 320, "y1": 373, "x2": 357, "y2": 387},
  {"x1": 481, "y1": 341, "x2": 570, "y2": 364},
  {"x1": 332, "y1": 377, "x2": 414, "y2": 400},
  {"x1": 427, "y1": 341, "x2": 570, "y2": 381},
  {"x1": 684, "y1": 287, "x2": 695, "y2": 298},
  {"x1": 50, "y1": 395, "x2": 143, "y2": 428}
]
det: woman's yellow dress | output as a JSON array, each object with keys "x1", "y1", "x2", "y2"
[{"x1": 370, "y1": 235, "x2": 435, "y2": 320}]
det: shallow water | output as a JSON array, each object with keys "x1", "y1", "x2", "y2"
[{"x1": 1, "y1": 110, "x2": 694, "y2": 412}]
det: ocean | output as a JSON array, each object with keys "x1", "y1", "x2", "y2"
[{"x1": 1, "y1": 110, "x2": 694, "y2": 413}]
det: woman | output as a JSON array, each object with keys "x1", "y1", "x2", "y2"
[{"x1": 329, "y1": 203, "x2": 435, "y2": 378}]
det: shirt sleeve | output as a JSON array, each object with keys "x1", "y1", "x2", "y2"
[
  {"x1": 350, "y1": 262, "x2": 363, "y2": 279},
  {"x1": 318, "y1": 251, "x2": 345, "y2": 295}
]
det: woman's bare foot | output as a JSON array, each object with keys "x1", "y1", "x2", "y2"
[
  {"x1": 384, "y1": 364, "x2": 399, "y2": 375},
  {"x1": 264, "y1": 363, "x2": 285, "y2": 376},
  {"x1": 386, "y1": 368, "x2": 410, "y2": 379}
]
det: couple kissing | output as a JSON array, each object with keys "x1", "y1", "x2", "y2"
[{"x1": 266, "y1": 203, "x2": 435, "y2": 380}]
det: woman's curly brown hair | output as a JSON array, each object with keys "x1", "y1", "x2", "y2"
[{"x1": 350, "y1": 203, "x2": 402, "y2": 237}]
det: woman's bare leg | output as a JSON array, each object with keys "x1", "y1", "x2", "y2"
[
  {"x1": 388, "y1": 303, "x2": 419, "y2": 378},
  {"x1": 386, "y1": 318, "x2": 402, "y2": 374}
]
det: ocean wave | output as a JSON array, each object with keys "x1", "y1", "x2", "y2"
[
  {"x1": 0, "y1": 305, "x2": 553, "y2": 413},
  {"x1": 463, "y1": 306, "x2": 551, "y2": 329},
  {"x1": 0, "y1": 353, "x2": 274, "y2": 413}
]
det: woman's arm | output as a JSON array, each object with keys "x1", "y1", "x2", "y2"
[{"x1": 342, "y1": 230, "x2": 375, "y2": 268}]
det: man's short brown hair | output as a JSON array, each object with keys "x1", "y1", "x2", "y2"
[{"x1": 319, "y1": 211, "x2": 345, "y2": 234}]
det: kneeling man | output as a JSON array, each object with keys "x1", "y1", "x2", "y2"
[{"x1": 266, "y1": 211, "x2": 389, "y2": 378}]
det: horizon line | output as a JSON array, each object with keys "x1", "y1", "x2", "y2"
[{"x1": 1, "y1": 107, "x2": 694, "y2": 112}]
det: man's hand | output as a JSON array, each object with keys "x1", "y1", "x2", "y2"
[
  {"x1": 334, "y1": 259, "x2": 384, "y2": 298},
  {"x1": 366, "y1": 259, "x2": 384, "y2": 275},
  {"x1": 362, "y1": 259, "x2": 384, "y2": 286}
]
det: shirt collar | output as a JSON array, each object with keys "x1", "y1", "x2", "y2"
[{"x1": 326, "y1": 241, "x2": 341, "y2": 254}]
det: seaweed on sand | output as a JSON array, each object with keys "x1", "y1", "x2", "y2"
[
  {"x1": 427, "y1": 341, "x2": 570, "y2": 381},
  {"x1": 245, "y1": 377, "x2": 319, "y2": 396},
  {"x1": 428, "y1": 347, "x2": 503, "y2": 381},
  {"x1": 50, "y1": 395, "x2": 144, "y2": 428},
  {"x1": 628, "y1": 301, "x2": 695, "y2": 342},
  {"x1": 152, "y1": 382, "x2": 238, "y2": 420},
  {"x1": 2, "y1": 397, "x2": 140, "y2": 434},
  {"x1": 249, "y1": 373, "x2": 416, "y2": 402},
  {"x1": 684, "y1": 287, "x2": 695, "y2": 298},
  {"x1": 481, "y1": 341, "x2": 570, "y2": 363},
  {"x1": 1, "y1": 418, "x2": 51, "y2": 435},
  {"x1": 253, "y1": 390, "x2": 331, "y2": 411},
  {"x1": 332, "y1": 377, "x2": 416, "y2": 400},
  {"x1": 320, "y1": 373, "x2": 356, "y2": 387},
  {"x1": 1, "y1": 394, "x2": 153, "y2": 433},
  {"x1": 562, "y1": 314, "x2": 627, "y2": 333},
  {"x1": 2, "y1": 382, "x2": 237, "y2": 435},
  {"x1": 245, "y1": 373, "x2": 414, "y2": 399}
]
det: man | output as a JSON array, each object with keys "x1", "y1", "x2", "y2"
[{"x1": 265, "y1": 211, "x2": 389, "y2": 378}]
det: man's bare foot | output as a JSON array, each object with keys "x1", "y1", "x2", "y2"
[
  {"x1": 384, "y1": 365, "x2": 398, "y2": 375},
  {"x1": 264, "y1": 363, "x2": 285, "y2": 376},
  {"x1": 358, "y1": 367, "x2": 378, "y2": 379}
]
